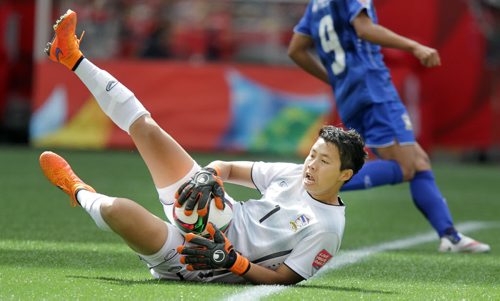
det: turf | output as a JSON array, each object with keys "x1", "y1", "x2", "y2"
[{"x1": 0, "y1": 146, "x2": 499, "y2": 300}]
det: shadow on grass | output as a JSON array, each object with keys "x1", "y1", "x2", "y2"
[
  {"x1": 296, "y1": 284, "x2": 395, "y2": 295},
  {"x1": 68, "y1": 275, "x2": 250, "y2": 287},
  {"x1": 68, "y1": 275, "x2": 189, "y2": 286},
  {"x1": 67, "y1": 275, "x2": 395, "y2": 295}
]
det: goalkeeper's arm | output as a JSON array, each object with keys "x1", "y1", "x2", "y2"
[
  {"x1": 206, "y1": 160, "x2": 256, "y2": 189},
  {"x1": 178, "y1": 223, "x2": 304, "y2": 285},
  {"x1": 241, "y1": 260, "x2": 304, "y2": 285}
]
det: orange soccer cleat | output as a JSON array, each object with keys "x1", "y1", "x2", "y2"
[
  {"x1": 44, "y1": 9, "x2": 85, "y2": 70},
  {"x1": 39, "y1": 151, "x2": 95, "y2": 207}
]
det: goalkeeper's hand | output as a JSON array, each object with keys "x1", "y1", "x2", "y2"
[
  {"x1": 175, "y1": 167, "x2": 225, "y2": 216},
  {"x1": 177, "y1": 223, "x2": 251, "y2": 276}
]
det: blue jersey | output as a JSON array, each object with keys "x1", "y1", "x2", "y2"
[{"x1": 294, "y1": 0, "x2": 401, "y2": 122}]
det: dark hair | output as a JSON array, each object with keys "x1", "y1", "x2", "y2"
[{"x1": 318, "y1": 125, "x2": 366, "y2": 175}]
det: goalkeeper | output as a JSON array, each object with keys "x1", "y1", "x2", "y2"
[{"x1": 39, "y1": 9, "x2": 366, "y2": 284}]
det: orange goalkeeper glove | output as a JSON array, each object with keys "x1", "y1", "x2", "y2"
[
  {"x1": 177, "y1": 223, "x2": 250, "y2": 276},
  {"x1": 174, "y1": 167, "x2": 225, "y2": 217}
]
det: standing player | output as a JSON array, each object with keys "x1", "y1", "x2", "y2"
[
  {"x1": 288, "y1": 0, "x2": 490, "y2": 252},
  {"x1": 40, "y1": 9, "x2": 367, "y2": 284}
]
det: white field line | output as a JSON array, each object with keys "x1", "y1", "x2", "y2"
[{"x1": 224, "y1": 221, "x2": 499, "y2": 301}]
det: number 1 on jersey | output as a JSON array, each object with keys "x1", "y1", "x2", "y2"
[{"x1": 319, "y1": 15, "x2": 345, "y2": 75}]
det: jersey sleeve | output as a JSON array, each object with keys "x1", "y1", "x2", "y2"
[
  {"x1": 251, "y1": 161, "x2": 301, "y2": 194},
  {"x1": 348, "y1": 0, "x2": 371, "y2": 24},
  {"x1": 293, "y1": 1, "x2": 313, "y2": 36},
  {"x1": 284, "y1": 231, "x2": 341, "y2": 279}
]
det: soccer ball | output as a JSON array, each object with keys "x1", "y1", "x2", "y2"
[{"x1": 173, "y1": 197, "x2": 233, "y2": 236}]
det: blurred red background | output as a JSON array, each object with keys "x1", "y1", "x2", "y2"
[{"x1": 1, "y1": 0, "x2": 499, "y2": 158}]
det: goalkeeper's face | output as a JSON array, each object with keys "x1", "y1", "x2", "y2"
[{"x1": 302, "y1": 138, "x2": 353, "y2": 203}]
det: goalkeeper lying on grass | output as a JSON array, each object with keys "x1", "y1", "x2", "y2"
[{"x1": 39, "y1": 9, "x2": 366, "y2": 284}]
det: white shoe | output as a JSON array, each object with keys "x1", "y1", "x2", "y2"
[{"x1": 438, "y1": 233, "x2": 491, "y2": 253}]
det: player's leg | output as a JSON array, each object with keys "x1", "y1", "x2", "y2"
[
  {"x1": 45, "y1": 9, "x2": 195, "y2": 189},
  {"x1": 97, "y1": 195, "x2": 167, "y2": 254},
  {"x1": 376, "y1": 142, "x2": 490, "y2": 252},
  {"x1": 341, "y1": 104, "x2": 405, "y2": 191},
  {"x1": 72, "y1": 58, "x2": 195, "y2": 188},
  {"x1": 375, "y1": 142, "x2": 456, "y2": 238},
  {"x1": 343, "y1": 139, "x2": 456, "y2": 238},
  {"x1": 39, "y1": 152, "x2": 234, "y2": 281},
  {"x1": 340, "y1": 157, "x2": 404, "y2": 189},
  {"x1": 362, "y1": 101, "x2": 457, "y2": 240},
  {"x1": 343, "y1": 102, "x2": 456, "y2": 236},
  {"x1": 39, "y1": 151, "x2": 168, "y2": 255},
  {"x1": 128, "y1": 115, "x2": 196, "y2": 189},
  {"x1": 342, "y1": 102, "x2": 490, "y2": 252}
]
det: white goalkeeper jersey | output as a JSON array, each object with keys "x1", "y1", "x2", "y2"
[{"x1": 226, "y1": 161, "x2": 345, "y2": 280}]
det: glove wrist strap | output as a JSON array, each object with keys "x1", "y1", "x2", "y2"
[
  {"x1": 229, "y1": 253, "x2": 251, "y2": 276},
  {"x1": 204, "y1": 166, "x2": 220, "y2": 177}
]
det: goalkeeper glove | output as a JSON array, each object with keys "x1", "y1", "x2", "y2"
[
  {"x1": 177, "y1": 222, "x2": 251, "y2": 276},
  {"x1": 175, "y1": 167, "x2": 225, "y2": 216}
]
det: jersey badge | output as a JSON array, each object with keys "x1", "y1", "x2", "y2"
[
  {"x1": 290, "y1": 214, "x2": 310, "y2": 232},
  {"x1": 312, "y1": 249, "x2": 332, "y2": 270}
]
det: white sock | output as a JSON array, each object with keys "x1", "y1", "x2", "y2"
[
  {"x1": 74, "y1": 58, "x2": 150, "y2": 133},
  {"x1": 76, "y1": 190, "x2": 113, "y2": 232}
]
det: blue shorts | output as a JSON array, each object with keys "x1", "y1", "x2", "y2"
[{"x1": 344, "y1": 101, "x2": 416, "y2": 148}]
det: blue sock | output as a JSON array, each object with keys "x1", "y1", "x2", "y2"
[
  {"x1": 410, "y1": 171, "x2": 458, "y2": 239},
  {"x1": 341, "y1": 160, "x2": 404, "y2": 191}
]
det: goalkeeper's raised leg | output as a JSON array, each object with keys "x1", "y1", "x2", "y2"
[{"x1": 44, "y1": 9, "x2": 196, "y2": 191}]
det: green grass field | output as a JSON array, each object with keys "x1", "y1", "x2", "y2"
[{"x1": 1, "y1": 146, "x2": 499, "y2": 300}]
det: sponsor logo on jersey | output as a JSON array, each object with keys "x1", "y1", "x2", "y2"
[
  {"x1": 312, "y1": 249, "x2": 332, "y2": 270},
  {"x1": 290, "y1": 214, "x2": 310, "y2": 232}
]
